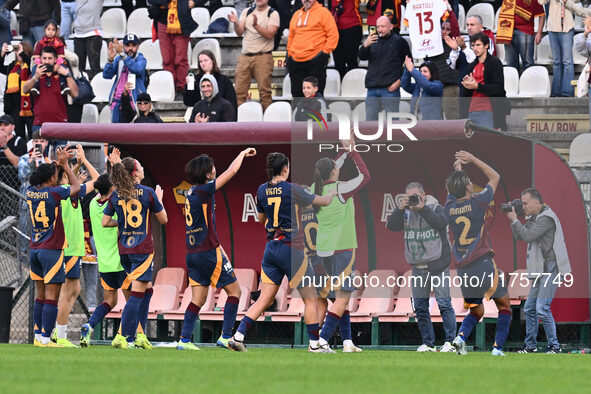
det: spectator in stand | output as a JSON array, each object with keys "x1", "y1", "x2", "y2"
[
  {"x1": 72, "y1": 0, "x2": 104, "y2": 79},
  {"x1": 365, "y1": 0, "x2": 404, "y2": 33},
  {"x1": 293, "y1": 76, "x2": 328, "y2": 121},
  {"x1": 496, "y1": 0, "x2": 545, "y2": 73},
  {"x1": 287, "y1": 0, "x2": 339, "y2": 97},
  {"x1": 330, "y1": 0, "x2": 362, "y2": 79},
  {"x1": 466, "y1": 15, "x2": 496, "y2": 56},
  {"x1": 574, "y1": 16, "x2": 591, "y2": 130},
  {"x1": 401, "y1": 58, "x2": 444, "y2": 120},
  {"x1": 540, "y1": 0, "x2": 574, "y2": 97},
  {"x1": 147, "y1": 0, "x2": 198, "y2": 100},
  {"x1": 229, "y1": 0, "x2": 279, "y2": 111},
  {"x1": 122, "y1": 92, "x2": 163, "y2": 123},
  {"x1": 0, "y1": 114, "x2": 27, "y2": 187},
  {"x1": 183, "y1": 50, "x2": 237, "y2": 114},
  {"x1": 189, "y1": 75, "x2": 236, "y2": 123},
  {"x1": 0, "y1": 42, "x2": 34, "y2": 141},
  {"x1": 359, "y1": 15, "x2": 410, "y2": 120},
  {"x1": 122, "y1": 0, "x2": 147, "y2": 17},
  {"x1": 61, "y1": 0, "x2": 77, "y2": 40},
  {"x1": 103, "y1": 34, "x2": 147, "y2": 123},
  {"x1": 461, "y1": 32, "x2": 508, "y2": 130},
  {"x1": 2, "y1": 0, "x2": 61, "y2": 47},
  {"x1": 22, "y1": 46, "x2": 79, "y2": 141},
  {"x1": 31, "y1": 20, "x2": 66, "y2": 68}
]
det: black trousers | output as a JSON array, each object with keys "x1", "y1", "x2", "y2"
[
  {"x1": 333, "y1": 24, "x2": 362, "y2": 79},
  {"x1": 289, "y1": 53, "x2": 329, "y2": 97},
  {"x1": 74, "y1": 36, "x2": 103, "y2": 80},
  {"x1": 122, "y1": 0, "x2": 147, "y2": 17},
  {"x1": 8, "y1": 110, "x2": 33, "y2": 141}
]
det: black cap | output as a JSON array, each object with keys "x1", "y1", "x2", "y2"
[
  {"x1": 137, "y1": 93, "x2": 151, "y2": 102},
  {"x1": 0, "y1": 114, "x2": 14, "y2": 125},
  {"x1": 123, "y1": 33, "x2": 139, "y2": 45}
]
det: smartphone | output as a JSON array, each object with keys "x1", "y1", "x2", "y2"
[
  {"x1": 128, "y1": 73, "x2": 136, "y2": 90},
  {"x1": 35, "y1": 144, "x2": 42, "y2": 154},
  {"x1": 369, "y1": 26, "x2": 377, "y2": 35}
]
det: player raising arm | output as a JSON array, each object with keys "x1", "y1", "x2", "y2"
[
  {"x1": 103, "y1": 153, "x2": 168, "y2": 349},
  {"x1": 177, "y1": 148, "x2": 257, "y2": 351}
]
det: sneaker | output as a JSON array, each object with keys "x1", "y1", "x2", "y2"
[
  {"x1": 50, "y1": 329, "x2": 57, "y2": 343},
  {"x1": 80, "y1": 324, "x2": 92, "y2": 348},
  {"x1": 516, "y1": 346, "x2": 538, "y2": 354},
  {"x1": 492, "y1": 348, "x2": 506, "y2": 356},
  {"x1": 177, "y1": 340, "x2": 200, "y2": 350},
  {"x1": 112, "y1": 333, "x2": 132, "y2": 349},
  {"x1": 452, "y1": 335, "x2": 467, "y2": 356},
  {"x1": 545, "y1": 346, "x2": 561, "y2": 354},
  {"x1": 342, "y1": 344, "x2": 363, "y2": 353},
  {"x1": 216, "y1": 335, "x2": 231, "y2": 349},
  {"x1": 33, "y1": 338, "x2": 41, "y2": 347},
  {"x1": 56, "y1": 338, "x2": 79, "y2": 348},
  {"x1": 227, "y1": 337, "x2": 248, "y2": 352},
  {"x1": 318, "y1": 343, "x2": 335, "y2": 353},
  {"x1": 134, "y1": 333, "x2": 154, "y2": 350},
  {"x1": 308, "y1": 345, "x2": 335, "y2": 353},
  {"x1": 439, "y1": 342, "x2": 455, "y2": 352},
  {"x1": 39, "y1": 340, "x2": 64, "y2": 348},
  {"x1": 417, "y1": 344, "x2": 436, "y2": 352}
]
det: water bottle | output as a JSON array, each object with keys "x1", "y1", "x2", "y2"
[{"x1": 187, "y1": 72, "x2": 195, "y2": 91}]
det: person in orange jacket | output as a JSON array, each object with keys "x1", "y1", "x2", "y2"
[{"x1": 287, "y1": 0, "x2": 339, "y2": 97}]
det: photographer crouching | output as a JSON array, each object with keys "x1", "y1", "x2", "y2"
[
  {"x1": 505, "y1": 188, "x2": 571, "y2": 354},
  {"x1": 386, "y1": 182, "x2": 456, "y2": 352}
]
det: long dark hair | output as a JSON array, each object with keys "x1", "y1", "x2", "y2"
[
  {"x1": 419, "y1": 61, "x2": 440, "y2": 81},
  {"x1": 197, "y1": 50, "x2": 220, "y2": 75},
  {"x1": 185, "y1": 154, "x2": 214, "y2": 184},
  {"x1": 110, "y1": 157, "x2": 138, "y2": 201},
  {"x1": 29, "y1": 163, "x2": 56, "y2": 186},
  {"x1": 266, "y1": 152, "x2": 289, "y2": 181},
  {"x1": 313, "y1": 157, "x2": 335, "y2": 211}
]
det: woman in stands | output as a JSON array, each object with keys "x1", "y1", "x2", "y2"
[
  {"x1": 229, "y1": 152, "x2": 337, "y2": 352},
  {"x1": 312, "y1": 136, "x2": 370, "y2": 352},
  {"x1": 401, "y1": 57, "x2": 444, "y2": 120},
  {"x1": 177, "y1": 148, "x2": 256, "y2": 350},
  {"x1": 103, "y1": 152, "x2": 168, "y2": 349},
  {"x1": 27, "y1": 147, "x2": 80, "y2": 347},
  {"x1": 183, "y1": 50, "x2": 237, "y2": 113}
]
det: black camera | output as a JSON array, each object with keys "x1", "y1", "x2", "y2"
[
  {"x1": 501, "y1": 199, "x2": 524, "y2": 216},
  {"x1": 408, "y1": 194, "x2": 421, "y2": 207}
]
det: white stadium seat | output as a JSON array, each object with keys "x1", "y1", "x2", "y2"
[
  {"x1": 184, "y1": 107, "x2": 193, "y2": 123},
  {"x1": 0, "y1": 74, "x2": 6, "y2": 102},
  {"x1": 573, "y1": 33, "x2": 588, "y2": 65},
  {"x1": 127, "y1": 8, "x2": 152, "y2": 38},
  {"x1": 466, "y1": 4, "x2": 495, "y2": 30},
  {"x1": 139, "y1": 39, "x2": 163, "y2": 70},
  {"x1": 534, "y1": 35, "x2": 552, "y2": 65},
  {"x1": 280, "y1": 74, "x2": 291, "y2": 99},
  {"x1": 493, "y1": 7, "x2": 500, "y2": 33},
  {"x1": 238, "y1": 101, "x2": 263, "y2": 122},
  {"x1": 458, "y1": 4, "x2": 466, "y2": 34},
  {"x1": 325, "y1": 69, "x2": 341, "y2": 97},
  {"x1": 90, "y1": 74, "x2": 115, "y2": 102},
  {"x1": 517, "y1": 66, "x2": 550, "y2": 97},
  {"x1": 81, "y1": 104, "x2": 99, "y2": 123},
  {"x1": 328, "y1": 101, "x2": 351, "y2": 118},
  {"x1": 147, "y1": 71, "x2": 175, "y2": 102},
  {"x1": 101, "y1": 8, "x2": 127, "y2": 39},
  {"x1": 353, "y1": 102, "x2": 366, "y2": 122},
  {"x1": 192, "y1": 39, "x2": 222, "y2": 68},
  {"x1": 569, "y1": 134, "x2": 591, "y2": 166},
  {"x1": 191, "y1": 8, "x2": 211, "y2": 37},
  {"x1": 341, "y1": 68, "x2": 367, "y2": 97},
  {"x1": 263, "y1": 101, "x2": 291, "y2": 122},
  {"x1": 99, "y1": 105, "x2": 112, "y2": 124},
  {"x1": 208, "y1": 7, "x2": 237, "y2": 35},
  {"x1": 503, "y1": 66, "x2": 519, "y2": 97},
  {"x1": 496, "y1": 43, "x2": 507, "y2": 65},
  {"x1": 103, "y1": 0, "x2": 122, "y2": 6}
]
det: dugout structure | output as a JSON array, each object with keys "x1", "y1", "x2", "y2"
[{"x1": 42, "y1": 120, "x2": 591, "y2": 325}]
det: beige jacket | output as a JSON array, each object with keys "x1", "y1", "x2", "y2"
[{"x1": 539, "y1": 0, "x2": 576, "y2": 32}]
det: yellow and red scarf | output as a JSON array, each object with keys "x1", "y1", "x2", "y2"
[
  {"x1": 6, "y1": 61, "x2": 33, "y2": 117},
  {"x1": 497, "y1": 0, "x2": 518, "y2": 44},
  {"x1": 166, "y1": 0, "x2": 182, "y2": 34}
]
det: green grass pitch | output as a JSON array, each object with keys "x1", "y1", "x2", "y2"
[{"x1": 1, "y1": 344, "x2": 590, "y2": 393}]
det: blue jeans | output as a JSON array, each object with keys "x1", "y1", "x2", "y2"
[
  {"x1": 61, "y1": 1, "x2": 77, "y2": 40},
  {"x1": 22, "y1": 25, "x2": 45, "y2": 48},
  {"x1": 365, "y1": 87, "x2": 400, "y2": 121},
  {"x1": 469, "y1": 110, "x2": 494, "y2": 129},
  {"x1": 548, "y1": 30, "x2": 574, "y2": 97},
  {"x1": 411, "y1": 267, "x2": 456, "y2": 347},
  {"x1": 523, "y1": 261, "x2": 560, "y2": 348},
  {"x1": 506, "y1": 29, "x2": 535, "y2": 73}
]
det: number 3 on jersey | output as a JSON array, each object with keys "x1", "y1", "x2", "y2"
[
  {"x1": 268, "y1": 197, "x2": 281, "y2": 227},
  {"x1": 118, "y1": 199, "x2": 143, "y2": 228}
]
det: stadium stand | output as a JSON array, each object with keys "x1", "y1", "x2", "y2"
[
  {"x1": 263, "y1": 101, "x2": 291, "y2": 122},
  {"x1": 90, "y1": 74, "x2": 115, "y2": 103},
  {"x1": 466, "y1": 3, "x2": 495, "y2": 30},
  {"x1": 101, "y1": 8, "x2": 127, "y2": 39},
  {"x1": 341, "y1": 68, "x2": 367, "y2": 97},
  {"x1": 81, "y1": 104, "x2": 100, "y2": 124},
  {"x1": 139, "y1": 39, "x2": 164, "y2": 70},
  {"x1": 147, "y1": 71, "x2": 176, "y2": 102},
  {"x1": 517, "y1": 66, "x2": 551, "y2": 97},
  {"x1": 325, "y1": 69, "x2": 342, "y2": 97},
  {"x1": 126, "y1": 8, "x2": 152, "y2": 39},
  {"x1": 147, "y1": 285, "x2": 180, "y2": 319},
  {"x1": 192, "y1": 38, "x2": 222, "y2": 68},
  {"x1": 237, "y1": 101, "x2": 264, "y2": 122},
  {"x1": 504, "y1": 67, "x2": 519, "y2": 97},
  {"x1": 207, "y1": 7, "x2": 238, "y2": 36},
  {"x1": 535, "y1": 35, "x2": 552, "y2": 66},
  {"x1": 190, "y1": 8, "x2": 211, "y2": 37},
  {"x1": 154, "y1": 267, "x2": 187, "y2": 294}
]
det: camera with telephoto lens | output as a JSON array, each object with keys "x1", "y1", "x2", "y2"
[
  {"x1": 501, "y1": 199, "x2": 524, "y2": 216},
  {"x1": 408, "y1": 194, "x2": 421, "y2": 207}
]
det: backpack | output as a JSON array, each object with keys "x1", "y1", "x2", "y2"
[{"x1": 72, "y1": 76, "x2": 95, "y2": 105}]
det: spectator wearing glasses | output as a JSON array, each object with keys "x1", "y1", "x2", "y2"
[{"x1": 125, "y1": 92, "x2": 163, "y2": 123}]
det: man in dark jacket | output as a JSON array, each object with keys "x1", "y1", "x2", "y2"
[
  {"x1": 461, "y1": 32, "x2": 509, "y2": 130},
  {"x1": 190, "y1": 75, "x2": 235, "y2": 123},
  {"x1": 2, "y1": 0, "x2": 61, "y2": 46},
  {"x1": 148, "y1": 0, "x2": 198, "y2": 98},
  {"x1": 358, "y1": 15, "x2": 410, "y2": 120},
  {"x1": 386, "y1": 181, "x2": 456, "y2": 353}
]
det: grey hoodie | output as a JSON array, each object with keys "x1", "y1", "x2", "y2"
[
  {"x1": 73, "y1": 0, "x2": 103, "y2": 36},
  {"x1": 189, "y1": 74, "x2": 236, "y2": 122},
  {"x1": 200, "y1": 74, "x2": 219, "y2": 102}
]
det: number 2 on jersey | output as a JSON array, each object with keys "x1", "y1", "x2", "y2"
[
  {"x1": 118, "y1": 199, "x2": 143, "y2": 228},
  {"x1": 27, "y1": 200, "x2": 50, "y2": 228},
  {"x1": 268, "y1": 197, "x2": 281, "y2": 227},
  {"x1": 455, "y1": 216, "x2": 475, "y2": 246},
  {"x1": 415, "y1": 11, "x2": 434, "y2": 35}
]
